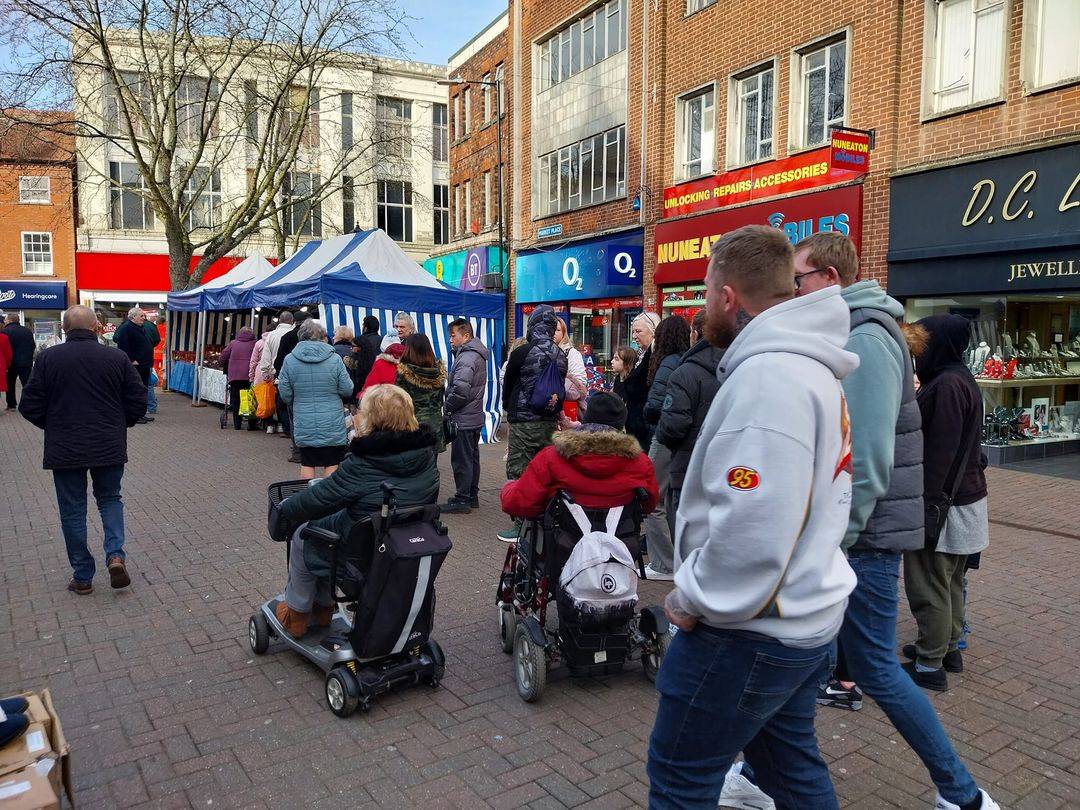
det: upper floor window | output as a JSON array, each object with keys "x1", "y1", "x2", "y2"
[
  {"x1": 343, "y1": 176, "x2": 355, "y2": 234},
  {"x1": 495, "y1": 64, "x2": 506, "y2": 116},
  {"x1": 483, "y1": 170, "x2": 493, "y2": 230},
  {"x1": 103, "y1": 71, "x2": 150, "y2": 137},
  {"x1": 181, "y1": 167, "x2": 222, "y2": 230},
  {"x1": 377, "y1": 179, "x2": 413, "y2": 242},
  {"x1": 1023, "y1": 0, "x2": 1080, "y2": 91},
  {"x1": 687, "y1": 0, "x2": 717, "y2": 12},
  {"x1": 925, "y1": 0, "x2": 1005, "y2": 115},
  {"x1": 244, "y1": 80, "x2": 259, "y2": 142},
  {"x1": 21, "y1": 232, "x2": 53, "y2": 276},
  {"x1": 464, "y1": 179, "x2": 473, "y2": 232},
  {"x1": 283, "y1": 171, "x2": 321, "y2": 237},
  {"x1": 483, "y1": 73, "x2": 493, "y2": 122},
  {"x1": 176, "y1": 77, "x2": 218, "y2": 142},
  {"x1": 434, "y1": 184, "x2": 449, "y2": 245},
  {"x1": 19, "y1": 176, "x2": 50, "y2": 204},
  {"x1": 676, "y1": 86, "x2": 715, "y2": 180},
  {"x1": 376, "y1": 96, "x2": 412, "y2": 161},
  {"x1": 538, "y1": 0, "x2": 627, "y2": 93},
  {"x1": 341, "y1": 92, "x2": 354, "y2": 151},
  {"x1": 109, "y1": 161, "x2": 154, "y2": 230},
  {"x1": 794, "y1": 36, "x2": 846, "y2": 147},
  {"x1": 433, "y1": 103, "x2": 448, "y2": 161},
  {"x1": 453, "y1": 184, "x2": 462, "y2": 236},
  {"x1": 537, "y1": 123, "x2": 625, "y2": 217},
  {"x1": 732, "y1": 64, "x2": 774, "y2": 165},
  {"x1": 463, "y1": 87, "x2": 472, "y2": 134}
]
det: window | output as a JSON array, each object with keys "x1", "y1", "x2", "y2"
[
  {"x1": 283, "y1": 171, "x2": 321, "y2": 237},
  {"x1": 377, "y1": 180, "x2": 413, "y2": 242},
  {"x1": 283, "y1": 85, "x2": 320, "y2": 149},
  {"x1": 341, "y1": 92, "x2": 353, "y2": 151},
  {"x1": 733, "y1": 65, "x2": 774, "y2": 165},
  {"x1": 343, "y1": 176, "x2": 355, "y2": 233},
  {"x1": 21, "y1": 232, "x2": 52, "y2": 275},
  {"x1": 180, "y1": 168, "x2": 222, "y2": 230},
  {"x1": 537, "y1": 123, "x2": 625, "y2": 217},
  {"x1": 433, "y1": 103, "x2": 448, "y2": 161},
  {"x1": 19, "y1": 176, "x2": 50, "y2": 204},
  {"x1": 376, "y1": 96, "x2": 412, "y2": 160},
  {"x1": 483, "y1": 171, "x2": 492, "y2": 230},
  {"x1": 434, "y1": 184, "x2": 449, "y2": 245},
  {"x1": 796, "y1": 37, "x2": 847, "y2": 146},
  {"x1": 925, "y1": 1, "x2": 1004, "y2": 114},
  {"x1": 103, "y1": 70, "x2": 149, "y2": 137},
  {"x1": 453, "y1": 94, "x2": 463, "y2": 141},
  {"x1": 539, "y1": 0, "x2": 627, "y2": 92},
  {"x1": 1024, "y1": 0, "x2": 1079, "y2": 90},
  {"x1": 176, "y1": 77, "x2": 218, "y2": 142},
  {"x1": 495, "y1": 64, "x2": 505, "y2": 116},
  {"x1": 483, "y1": 73, "x2": 493, "y2": 121},
  {"x1": 465, "y1": 179, "x2": 473, "y2": 232},
  {"x1": 463, "y1": 87, "x2": 472, "y2": 134},
  {"x1": 244, "y1": 80, "x2": 259, "y2": 142},
  {"x1": 109, "y1": 161, "x2": 154, "y2": 230},
  {"x1": 687, "y1": 0, "x2": 717, "y2": 12},
  {"x1": 676, "y1": 86, "x2": 715, "y2": 180},
  {"x1": 454, "y1": 184, "x2": 462, "y2": 236}
]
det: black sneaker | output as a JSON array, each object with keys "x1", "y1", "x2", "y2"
[
  {"x1": 816, "y1": 679, "x2": 863, "y2": 711},
  {"x1": 902, "y1": 660, "x2": 948, "y2": 692},
  {"x1": 470, "y1": 497, "x2": 480, "y2": 508},
  {"x1": 903, "y1": 644, "x2": 962, "y2": 673},
  {"x1": 441, "y1": 499, "x2": 471, "y2": 514}
]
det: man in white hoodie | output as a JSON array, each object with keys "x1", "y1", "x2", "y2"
[{"x1": 647, "y1": 225, "x2": 858, "y2": 809}]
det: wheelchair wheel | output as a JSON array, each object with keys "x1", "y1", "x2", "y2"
[
  {"x1": 642, "y1": 627, "x2": 671, "y2": 684},
  {"x1": 326, "y1": 667, "x2": 360, "y2": 718},
  {"x1": 248, "y1": 613, "x2": 270, "y2": 655},
  {"x1": 498, "y1": 604, "x2": 517, "y2": 655},
  {"x1": 513, "y1": 624, "x2": 546, "y2": 703}
]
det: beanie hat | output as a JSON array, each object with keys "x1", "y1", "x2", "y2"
[
  {"x1": 582, "y1": 392, "x2": 627, "y2": 430},
  {"x1": 384, "y1": 342, "x2": 406, "y2": 359}
]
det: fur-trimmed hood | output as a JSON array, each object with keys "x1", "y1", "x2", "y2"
[
  {"x1": 349, "y1": 425, "x2": 437, "y2": 457},
  {"x1": 398, "y1": 361, "x2": 447, "y2": 390},
  {"x1": 553, "y1": 428, "x2": 642, "y2": 459},
  {"x1": 376, "y1": 352, "x2": 402, "y2": 365}
]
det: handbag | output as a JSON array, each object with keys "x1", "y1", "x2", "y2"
[
  {"x1": 254, "y1": 381, "x2": 277, "y2": 419},
  {"x1": 924, "y1": 410, "x2": 976, "y2": 551}
]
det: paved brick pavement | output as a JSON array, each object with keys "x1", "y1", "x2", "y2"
[{"x1": 1, "y1": 393, "x2": 1079, "y2": 809}]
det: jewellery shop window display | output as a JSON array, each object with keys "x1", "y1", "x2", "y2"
[{"x1": 905, "y1": 295, "x2": 1080, "y2": 450}]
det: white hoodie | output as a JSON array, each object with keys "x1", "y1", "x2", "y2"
[
  {"x1": 672, "y1": 286, "x2": 859, "y2": 648},
  {"x1": 258, "y1": 322, "x2": 295, "y2": 381}
]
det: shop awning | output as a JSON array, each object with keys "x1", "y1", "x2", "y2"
[{"x1": 166, "y1": 254, "x2": 275, "y2": 312}]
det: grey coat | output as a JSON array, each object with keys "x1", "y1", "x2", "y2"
[
  {"x1": 446, "y1": 337, "x2": 489, "y2": 430},
  {"x1": 643, "y1": 353, "x2": 682, "y2": 426},
  {"x1": 654, "y1": 340, "x2": 723, "y2": 489}
]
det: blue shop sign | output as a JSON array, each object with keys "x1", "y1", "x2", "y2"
[
  {"x1": 0, "y1": 280, "x2": 67, "y2": 310},
  {"x1": 515, "y1": 232, "x2": 644, "y2": 303}
]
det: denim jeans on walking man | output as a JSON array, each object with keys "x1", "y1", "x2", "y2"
[
  {"x1": 146, "y1": 379, "x2": 158, "y2": 413},
  {"x1": 840, "y1": 550, "x2": 979, "y2": 806},
  {"x1": 648, "y1": 625, "x2": 838, "y2": 810},
  {"x1": 52, "y1": 465, "x2": 126, "y2": 584},
  {"x1": 451, "y1": 428, "x2": 481, "y2": 503}
]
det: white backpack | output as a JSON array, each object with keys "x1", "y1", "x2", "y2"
[{"x1": 558, "y1": 501, "x2": 639, "y2": 620}]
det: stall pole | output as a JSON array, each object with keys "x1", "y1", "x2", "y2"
[
  {"x1": 192, "y1": 309, "x2": 207, "y2": 407},
  {"x1": 164, "y1": 309, "x2": 172, "y2": 392},
  {"x1": 250, "y1": 307, "x2": 257, "y2": 333}
]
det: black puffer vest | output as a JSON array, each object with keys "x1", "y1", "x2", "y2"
[{"x1": 849, "y1": 308, "x2": 925, "y2": 553}]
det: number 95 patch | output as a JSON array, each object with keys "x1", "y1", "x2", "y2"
[{"x1": 727, "y1": 467, "x2": 760, "y2": 491}]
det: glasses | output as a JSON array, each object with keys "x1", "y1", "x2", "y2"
[{"x1": 793, "y1": 267, "x2": 830, "y2": 291}]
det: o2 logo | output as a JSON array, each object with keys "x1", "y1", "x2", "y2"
[
  {"x1": 613, "y1": 251, "x2": 637, "y2": 279},
  {"x1": 562, "y1": 257, "x2": 583, "y2": 290},
  {"x1": 560, "y1": 247, "x2": 640, "y2": 292}
]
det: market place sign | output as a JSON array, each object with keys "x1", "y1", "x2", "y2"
[{"x1": 662, "y1": 131, "x2": 870, "y2": 219}]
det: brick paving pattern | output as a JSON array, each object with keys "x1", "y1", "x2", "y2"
[{"x1": 1, "y1": 393, "x2": 1079, "y2": 808}]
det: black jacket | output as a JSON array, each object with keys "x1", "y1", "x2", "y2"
[
  {"x1": 113, "y1": 319, "x2": 153, "y2": 366},
  {"x1": 643, "y1": 353, "x2": 682, "y2": 426},
  {"x1": 355, "y1": 331, "x2": 382, "y2": 387},
  {"x1": 655, "y1": 340, "x2": 723, "y2": 489},
  {"x1": 622, "y1": 346, "x2": 652, "y2": 451},
  {"x1": 915, "y1": 314, "x2": 987, "y2": 507},
  {"x1": 18, "y1": 330, "x2": 147, "y2": 469},
  {"x1": 502, "y1": 306, "x2": 567, "y2": 423},
  {"x1": 2, "y1": 322, "x2": 35, "y2": 368},
  {"x1": 274, "y1": 324, "x2": 302, "y2": 376}
]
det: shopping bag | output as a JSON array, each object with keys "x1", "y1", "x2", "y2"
[
  {"x1": 239, "y1": 387, "x2": 257, "y2": 417},
  {"x1": 254, "y1": 381, "x2": 277, "y2": 419}
]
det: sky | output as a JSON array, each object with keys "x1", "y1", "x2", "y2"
[{"x1": 397, "y1": 0, "x2": 507, "y2": 65}]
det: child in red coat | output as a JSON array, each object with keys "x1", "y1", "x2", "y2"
[
  {"x1": 358, "y1": 342, "x2": 405, "y2": 399},
  {"x1": 501, "y1": 392, "x2": 659, "y2": 520}
]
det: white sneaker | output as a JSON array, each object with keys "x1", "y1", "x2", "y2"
[
  {"x1": 266, "y1": 426, "x2": 275, "y2": 434},
  {"x1": 719, "y1": 762, "x2": 775, "y2": 810},
  {"x1": 643, "y1": 564, "x2": 674, "y2": 582},
  {"x1": 933, "y1": 789, "x2": 999, "y2": 810}
]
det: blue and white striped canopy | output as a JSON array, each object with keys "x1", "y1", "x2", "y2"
[{"x1": 165, "y1": 254, "x2": 275, "y2": 312}]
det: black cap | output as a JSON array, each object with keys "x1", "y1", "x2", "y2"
[{"x1": 582, "y1": 392, "x2": 627, "y2": 430}]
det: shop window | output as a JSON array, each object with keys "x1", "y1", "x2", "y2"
[
  {"x1": 434, "y1": 184, "x2": 449, "y2": 245},
  {"x1": 341, "y1": 92, "x2": 353, "y2": 151},
  {"x1": 1023, "y1": 0, "x2": 1080, "y2": 91},
  {"x1": 731, "y1": 64, "x2": 774, "y2": 165},
  {"x1": 377, "y1": 179, "x2": 413, "y2": 243},
  {"x1": 433, "y1": 103, "x2": 448, "y2": 162},
  {"x1": 676, "y1": 86, "x2": 715, "y2": 180},
  {"x1": 538, "y1": 0, "x2": 626, "y2": 93},
  {"x1": 108, "y1": 161, "x2": 154, "y2": 230},
  {"x1": 923, "y1": 0, "x2": 1005, "y2": 115},
  {"x1": 19, "y1": 176, "x2": 50, "y2": 204},
  {"x1": 283, "y1": 171, "x2": 322, "y2": 237},
  {"x1": 376, "y1": 96, "x2": 412, "y2": 161},
  {"x1": 21, "y1": 232, "x2": 53, "y2": 275},
  {"x1": 343, "y1": 176, "x2": 355, "y2": 234},
  {"x1": 792, "y1": 35, "x2": 847, "y2": 147},
  {"x1": 181, "y1": 167, "x2": 222, "y2": 230},
  {"x1": 537, "y1": 124, "x2": 625, "y2": 217}
]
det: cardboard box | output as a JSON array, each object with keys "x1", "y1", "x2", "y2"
[
  {"x1": 14, "y1": 698, "x2": 50, "y2": 745},
  {"x1": 7, "y1": 692, "x2": 72, "y2": 809},
  {"x1": 0, "y1": 765, "x2": 59, "y2": 810},
  {"x1": 0, "y1": 724, "x2": 51, "y2": 779}
]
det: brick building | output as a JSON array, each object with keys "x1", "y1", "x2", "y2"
[
  {"x1": 0, "y1": 113, "x2": 76, "y2": 345},
  {"x1": 425, "y1": 11, "x2": 510, "y2": 294}
]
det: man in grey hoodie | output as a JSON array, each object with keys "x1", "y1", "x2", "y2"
[
  {"x1": 647, "y1": 225, "x2": 857, "y2": 809},
  {"x1": 794, "y1": 233, "x2": 997, "y2": 810}
]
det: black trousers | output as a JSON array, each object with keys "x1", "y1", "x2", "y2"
[
  {"x1": 450, "y1": 428, "x2": 481, "y2": 501},
  {"x1": 228, "y1": 380, "x2": 249, "y2": 429},
  {"x1": 134, "y1": 362, "x2": 151, "y2": 388},
  {"x1": 6, "y1": 365, "x2": 31, "y2": 408}
]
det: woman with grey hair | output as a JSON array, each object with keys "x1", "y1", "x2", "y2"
[{"x1": 277, "y1": 319, "x2": 354, "y2": 478}]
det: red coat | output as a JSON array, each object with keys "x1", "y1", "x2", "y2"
[
  {"x1": 501, "y1": 428, "x2": 658, "y2": 519},
  {"x1": 0, "y1": 333, "x2": 11, "y2": 392},
  {"x1": 359, "y1": 355, "x2": 401, "y2": 398}
]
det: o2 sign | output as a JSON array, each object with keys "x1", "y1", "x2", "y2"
[
  {"x1": 561, "y1": 249, "x2": 639, "y2": 292},
  {"x1": 516, "y1": 235, "x2": 644, "y2": 302}
]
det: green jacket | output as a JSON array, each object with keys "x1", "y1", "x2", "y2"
[{"x1": 396, "y1": 362, "x2": 447, "y2": 453}]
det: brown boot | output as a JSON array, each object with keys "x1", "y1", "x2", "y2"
[
  {"x1": 311, "y1": 603, "x2": 335, "y2": 627},
  {"x1": 274, "y1": 602, "x2": 309, "y2": 638}
]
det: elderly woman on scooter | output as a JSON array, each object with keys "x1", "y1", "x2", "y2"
[{"x1": 274, "y1": 384, "x2": 440, "y2": 638}]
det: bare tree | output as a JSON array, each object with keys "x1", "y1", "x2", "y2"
[{"x1": 0, "y1": 0, "x2": 417, "y2": 289}]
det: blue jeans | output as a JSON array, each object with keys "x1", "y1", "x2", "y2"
[
  {"x1": 53, "y1": 465, "x2": 126, "y2": 583},
  {"x1": 146, "y1": 381, "x2": 158, "y2": 413},
  {"x1": 648, "y1": 626, "x2": 838, "y2": 810},
  {"x1": 840, "y1": 551, "x2": 978, "y2": 806}
]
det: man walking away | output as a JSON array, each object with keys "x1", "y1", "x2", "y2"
[
  {"x1": 647, "y1": 225, "x2": 858, "y2": 809},
  {"x1": 260, "y1": 311, "x2": 295, "y2": 435},
  {"x1": 443, "y1": 318, "x2": 489, "y2": 514},
  {"x1": 141, "y1": 311, "x2": 162, "y2": 415},
  {"x1": 498, "y1": 304, "x2": 567, "y2": 542},
  {"x1": 19, "y1": 306, "x2": 146, "y2": 594},
  {"x1": 3, "y1": 313, "x2": 35, "y2": 409},
  {"x1": 113, "y1": 307, "x2": 155, "y2": 424},
  {"x1": 355, "y1": 315, "x2": 382, "y2": 389},
  {"x1": 793, "y1": 234, "x2": 998, "y2": 810}
]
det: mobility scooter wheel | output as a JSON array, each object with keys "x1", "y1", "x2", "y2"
[
  {"x1": 249, "y1": 614, "x2": 270, "y2": 655},
  {"x1": 641, "y1": 628, "x2": 670, "y2": 683},
  {"x1": 325, "y1": 668, "x2": 361, "y2": 718},
  {"x1": 498, "y1": 605, "x2": 517, "y2": 655},
  {"x1": 423, "y1": 640, "x2": 446, "y2": 687},
  {"x1": 513, "y1": 624, "x2": 547, "y2": 702}
]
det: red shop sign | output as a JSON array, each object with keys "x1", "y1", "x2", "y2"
[
  {"x1": 662, "y1": 132, "x2": 869, "y2": 219},
  {"x1": 654, "y1": 185, "x2": 863, "y2": 285},
  {"x1": 76, "y1": 252, "x2": 244, "y2": 292}
]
